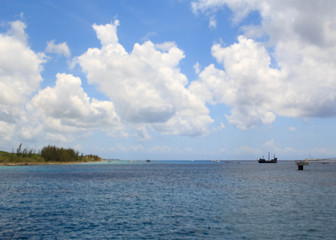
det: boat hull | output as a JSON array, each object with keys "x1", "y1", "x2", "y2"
[
  {"x1": 258, "y1": 153, "x2": 277, "y2": 163},
  {"x1": 258, "y1": 158, "x2": 277, "y2": 163}
]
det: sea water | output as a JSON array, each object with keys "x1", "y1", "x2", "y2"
[{"x1": 0, "y1": 161, "x2": 335, "y2": 239}]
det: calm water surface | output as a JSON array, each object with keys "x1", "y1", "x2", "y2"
[{"x1": 0, "y1": 161, "x2": 335, "y2": 239}]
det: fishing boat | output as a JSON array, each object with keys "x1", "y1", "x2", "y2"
[{"x1": 258, "y1": 152, "x2": 277, "y2": 163}]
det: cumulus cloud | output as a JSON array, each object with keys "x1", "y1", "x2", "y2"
[
  {"x1": 0, "y1": 19, "x2": 128, "y2": 145},
  {"x1": 190, "y1": 36, "x2": 280, "y2": 129},
  {"x1": 0, "y1": 21, "x2": 44, "y2": 109},
  {"x1": 0, "y1": 20, "x2": 44, "y2": 140},
  {"x1": 6, "y1": 20, "x2": 28, "y2": 42},
  {"x1": 191, "y1": 0, "x2": 336, "y2": 129},
  {"x1": 93, "y1": 20, "x2": 120, "y2": 46},
  {"x1": 77, "y1": 20, "x2": 213, "y2": 136},
  {"x1": 28, "y1": 73, "x2": 123, "y2": 136},
  {"x1": 45, "y1": 40, "x2": 71, "y2": 58}
]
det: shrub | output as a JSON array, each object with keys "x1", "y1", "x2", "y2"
[{"x1": 41, "y1": 145, "x2": 81, "y2": 162}]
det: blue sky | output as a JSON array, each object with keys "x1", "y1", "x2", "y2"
[{"x1": 1, "y1": 0, "x2": 336, "y2": 160}]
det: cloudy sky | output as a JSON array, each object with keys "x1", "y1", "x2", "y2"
[{"x1": 1, "y1": 0, "x2": 336, "y2": 160}]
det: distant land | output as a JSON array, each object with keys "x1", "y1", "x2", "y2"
[{"x1": 0, "y1": 144, "x2": 102, "y2": 166}]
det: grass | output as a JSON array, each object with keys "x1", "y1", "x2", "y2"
[{"x1": 0, "y1": 150, "x2": 46, "y2": 165}]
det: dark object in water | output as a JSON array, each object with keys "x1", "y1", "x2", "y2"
[
  {"x1": 258, "y1": 152, "x2": 277, "y2": 163},
  {"x1": 146, "y1": 159, "x2": 151, "y2": 162},
  {"x1": 295, "y1": 160, "x2": 308, "y2": 170}
]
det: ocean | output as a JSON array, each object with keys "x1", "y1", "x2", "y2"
[{"x1": 0, "y1": 161, "x2": 335, "y2": 239}]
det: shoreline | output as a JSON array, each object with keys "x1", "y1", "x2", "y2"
[{"x1": 0, "y1": 160, "x2": 105, "y2": 166}]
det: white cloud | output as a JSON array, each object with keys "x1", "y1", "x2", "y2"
[
  {"x1": 0, "y1": 121, "x2": 15, "y2": 142},
  {"x1": 45, "y1": 40, "x2": 71, "y2": 58},
  {"x1": 77, "y1": 20, "x2": 213, "y2": 137},
  {"x1": 191, "y1": 0, "x2": 336, "y2": 129},
  {"x1": 209, "y1": 15, "x2": 217, "y2": 28},
  {"x1": 0, "y1": 20, "x2": 44, "y2": 141},
  {"x1": 27, "y1": 73, "x2": 123, "y2": 137},
  {"x1": 190, "y1": 36, "x2": 280, "y2": 129},
  {"x1": 6, "y1": 20, "x2": 28, "y2": 42},
  {"x1": 155, "y1": 41, "x2": 176, "y2": 51},
  {"x1": 0, "y1": 21, "x2": 44, "y2": 109},
  {"x1": 193, "y1": 62, "x2": 201, "y2": 74},
  {"x1": 133, "y1": 125, "x2": 151, "y2": 140},
  {"x1": 93, "y1": 19, "x2": 120, "y2": 46},
  {"x1": 192, "y1": 0, "x2": 260, "y2": 23}
]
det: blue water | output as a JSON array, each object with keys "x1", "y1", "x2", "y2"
[{"x1": 1, "y1": 161, "x2": 336, "y2": 239}]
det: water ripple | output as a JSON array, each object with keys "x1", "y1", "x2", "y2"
[{"x1": 0, "y1": 162, "x2": 335, "y2": 239}]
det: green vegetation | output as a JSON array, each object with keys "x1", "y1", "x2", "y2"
[{"x1": 0, "y1": 144, "x2": 102, "y2": 166}]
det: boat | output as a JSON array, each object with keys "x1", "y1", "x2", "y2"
[{"x1": 258, "y1": 152, "x2": 277, "y2": 163}]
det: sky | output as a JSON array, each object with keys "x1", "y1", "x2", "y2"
[{"x1": 1, "y1": 0, "x2": 336, "y2": 160}]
